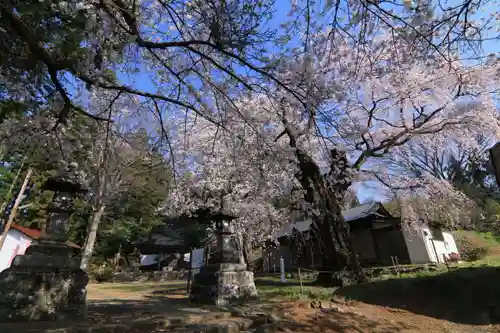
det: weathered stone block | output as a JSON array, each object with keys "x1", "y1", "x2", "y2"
[
  {"x1": 191, "y1": 266, "x2": 258, "y2": 306},
  {"x1": 11, "y1": 255, "x2": 81, "y2": 270},
  {"x1": 25, "y1": 241, "x2": 76, "y2": 257},
  {"x1": 0, "y1": 253, "x2": 88, "y2": 322},
  {"x1": 200, "y1": 263, "x2": 248, "y2": 273}
]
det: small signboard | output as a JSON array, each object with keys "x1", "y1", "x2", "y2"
[{"x1": 489, "y1": 142, "x2": 500, "y2": 185}]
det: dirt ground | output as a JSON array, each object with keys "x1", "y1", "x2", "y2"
[
  {"x1": 273, "y1": 301, "x2": 500, "y2": 333},
  {"x1": 86, "y1": 281, "x2": 500, "y2": 333}
]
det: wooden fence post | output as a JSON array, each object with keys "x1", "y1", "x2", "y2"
[
  {"x1": 0, "y1": 169, "x2": 32, "y2": 251},
  {"x1": 298, "y1": 268, "x2": 304, "y2": 296}
]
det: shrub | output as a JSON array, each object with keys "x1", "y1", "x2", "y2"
[
  {"x1": 455, "y1": 233, "x2": 488, "y2": 261},
  {"x1": 91, "y1": 265, "x2": 115, "y2": 283}
]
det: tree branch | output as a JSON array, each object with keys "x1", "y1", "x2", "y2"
[{"x1": 1, "y1": 7, "x2": 113, "y2": 124}]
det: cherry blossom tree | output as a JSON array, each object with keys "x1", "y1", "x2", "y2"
[
  {"x1": 165, "y1": 27, "x2": 500, "y2": 282},
  {"x1": 290, "y1": 0, "x2": 500, "y2": 64},
  {"x1": 378, "y1": 131, "x2": 500, "y2": 229},
  {"x1": 3, "y1": 0, "x2": 500, "y2": 282},
  {"x1": 5, "y1": 0, "x2": 498, "y2": 127},
  {"x1": 273, "y1": 30, "x2": 499, "y2": 278},
  {"x1": 165, "y1": 96, "x2": 297, "y2": 247}
]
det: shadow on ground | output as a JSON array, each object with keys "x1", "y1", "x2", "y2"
[
  {"x1": 0, "y1": 295, "x2": 220, "y2": 332},
  {"x1": 88, "y1": 297, "x2": 191, "y2": 324},
  {"x1": 0, "y1": 283, "x2": 216, "y2": 332},
  {"x1": 335, "y1": 266, "x2": 500, "y2": 325},
  {"x1": 254, "y1": 278, "x2": 309, "y2": 287},
  {"x1": 87, "y1": 284, "x2": 215, "y2": 325},
  {"x1": 99, "y1": 282, "x2": 187, "y2": 293},
  {"x1": 0, "y1": 279, "x2": 421, "y2": 332}
]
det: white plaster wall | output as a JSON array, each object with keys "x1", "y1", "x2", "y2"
[
  {"x1": 140, "y1": 248, "x2": 205, "y2": 269},
  {"x1": 183, "y1": 248, "x2": 204, "y2": 268},
  {"x1": 420, "y1": 227, "x2": 440, "y2": 263},
  {"x1": 429, "y1": 237, "x2": 446, "y2": 263},
  {"x1": 0, "y1": 229, "x2": 32, "y2": 272},
  {"x1": 139, "y1": 254, "x2": 161, "y2": 267},
  {"x1": 402, "y1": 228, "x2": 431, "y2": 264},
  {"x1": 411, "y1": 227, "x2": 460, "y2": 264},
  {"x1": 425, "y1": 229, "x2": 459, "y2": 263},
  {"x1": 443, "y1": 231, "x2": 459, "y2": 254}
]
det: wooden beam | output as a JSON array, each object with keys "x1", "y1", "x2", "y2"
[
  {"x1": 18, "y1": 203, "x2": 33, "y2": 210},
  {"x1": 0, "y1": 169, "x2": 32, "y2": 250}
]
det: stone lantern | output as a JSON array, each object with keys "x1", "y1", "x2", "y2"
[
  {"x1": 41, "y1": 172, "x2": 88, "y2": 242},
  {"x1": 210, "y1": 213, "x2": 243, "y2": 264},
  {"x1": 190, "y1": 212, "x2": 257, "y2": 306},
  {"x1": 0, "y1": 167, "x2": 89, "y2": 322}
]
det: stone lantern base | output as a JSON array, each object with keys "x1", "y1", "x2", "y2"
[
  {"x1": 190, "y1": 263, "x2": 258, "y2": 306},
  {"x1": 0, "y1": 241, "x2": 88, "y2": 322}
]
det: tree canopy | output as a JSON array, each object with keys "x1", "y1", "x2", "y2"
[{"x1": 1, "y1": 0, "x2": 500, "y2": 274}]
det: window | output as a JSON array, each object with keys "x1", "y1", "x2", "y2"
[{"x1": 429, "y1": 227, "x2": 444, "y2": 241}]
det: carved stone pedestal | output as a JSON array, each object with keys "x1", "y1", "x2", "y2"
[
  {"x1": 190, "y1": 263, "x2": 258, "y2": 306},
  {"x1": 0, "y1": 241, "x2": 88, "y2": 322}
]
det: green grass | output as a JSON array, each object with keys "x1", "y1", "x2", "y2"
[
  {"x1": 255, "y1": 276, "x2": 334, "y2": 301},
  {"x1": 457, "y1": 254, "x2": 500, "y2": 268},
  {"x1": 453, "y1": 230, "x2": 500, "y2": 268},
  {"x1": 454, "y1": 230, "x2": 500, "y2": 247},
  {"x1": 95, "y1": 277, "x2": 333, "y2": 302}
]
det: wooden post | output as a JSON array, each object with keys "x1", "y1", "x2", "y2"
[
  {"x1": 298, "y1": 268, "x2": 304, "y2": 296},
  {"x1": 186, "y1": 248, "x2": 193, "y2": 296},
  {"x1": 443, "y1": 254, "x2": 450, "y2": 272},
  {"x1": 0, "y1": 169, "x2": 32, "y2": 250},
  {"x1": 430, "y1": 238, "x2": 440, "y2": 264},
  {"x1": 156, "y1": 254, "x2": 161, "y2": 272},
  {"x1": 395, "y1": 256, "x2": 400, "y2": 277},
  {"x1": 203, "y1": 245, "x2": 209, "y2": 265}
]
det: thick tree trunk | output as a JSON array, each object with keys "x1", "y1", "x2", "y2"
[
  {"x1": 293, "y1": 148, "x2": 366, "y2": 285},
  {"x1": 79, "y1": 106, "x2": 112, "y2": 272},
  {"x1": 80, "y1": 204, "x2": 106, "y2": 271},
  {"x1": 312, "y1": 207, "x2": 365, "y2": 285}
]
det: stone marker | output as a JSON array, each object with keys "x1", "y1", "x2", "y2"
[
  {"x1": 0, "y1": 166, "x2": 89, "y2": 322},
  {"x1": 280, "y1": 257, "x2": 286, "y2": 283},
  {"x1": 190, "y1": 213, "x2": 258, "y2": 306}
]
